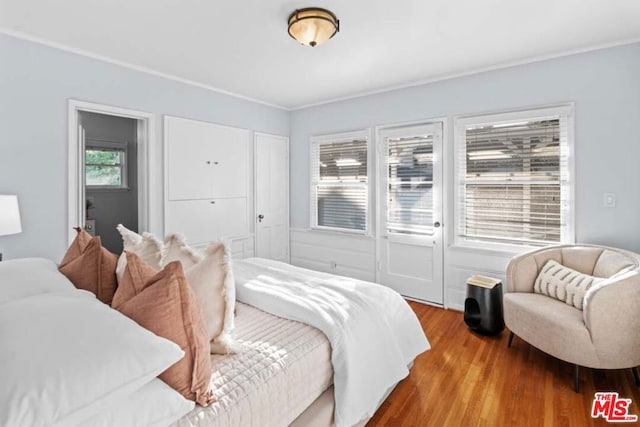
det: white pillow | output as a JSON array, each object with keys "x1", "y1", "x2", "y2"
[
  {"x1": 0, "y1": 291, "x2": 184, "y2": 426},
  {"x1": 0, "y1": 258, "x2": 76, "y2": 304},
  {"x1": 534, "y1": 260, "x2": 604, "y2": 310},
  {"x1": 82, "y1": 378, "x2": 195, "y2": 427},
  {"x1": 115, "y1": 224, "x2": 163, "y2": 283},
  {"x1": 163, "y1": 234, "x2": 238, "y2": 354}
]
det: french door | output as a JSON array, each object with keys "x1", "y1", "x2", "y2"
[{"x1": 377, "y1": 122, "x2": 444, "y2": 304}]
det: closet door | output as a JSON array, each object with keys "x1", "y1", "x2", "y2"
[
  {"x1": 166, "y1": 117, "x2": 215, "y2": 200},
  {"x1": 209, "y1": 126, "x2": 249, "y2": 198},
  {"x1": 165, "y1": 199, "x2": 248, "y2": 245},
  {"x1": 164, "y1": 116, "x2": 250, "y2": 244}
]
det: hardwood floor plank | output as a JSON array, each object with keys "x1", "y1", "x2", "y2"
[{"x1": 366, "y1": 301, "x2": 640, "y2": 427}]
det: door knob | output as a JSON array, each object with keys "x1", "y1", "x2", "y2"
[
  {"x1": 433, "y1": 221, "x2": 441, "y2": 228},
  {"x1": 258, "y1": 214, "x2": 264, "y2": 223}
]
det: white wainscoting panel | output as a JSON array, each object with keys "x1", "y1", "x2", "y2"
[
  {"x1": 232, "y1": 236, "x2": 255, "y2": 260},
  {"x1": 193, "y1": 235, "x2": 255, "y2": 260},
  {"x1": 290, "y1": 229, "x2": 518, "y2": 311},
  {"x1": 290, "y1": 229, "x2": 376, "y2": 282},
  {"x1": 444, "y1": 247, "x2": 513, "y2": 311}
]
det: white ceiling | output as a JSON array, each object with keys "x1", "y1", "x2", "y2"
[{"x1": 1, "y1": 0, "x2": 640, "y2": 109}]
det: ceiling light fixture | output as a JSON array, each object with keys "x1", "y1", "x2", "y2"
[{"x1": 287, "y1": 7, "x2": 339, "y2": 47}]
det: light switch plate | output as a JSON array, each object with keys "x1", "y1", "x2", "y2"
[{"x1": 603, "y1": 193, "x2": 616, "y2": 208}]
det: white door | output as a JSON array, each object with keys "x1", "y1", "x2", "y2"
[
  {"x1": 377, "y1": 122, "x2": 444, "y2": 304},
  {"x1": 165, "y1": 117, "x2": 215, "y2": 200},
  {"x1": 255, "y1": 133, "x2": 290, "y2": 262}
]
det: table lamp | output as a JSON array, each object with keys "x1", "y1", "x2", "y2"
[{"x1": 0, "y1": 195, "x2": 22, "y2": 261}]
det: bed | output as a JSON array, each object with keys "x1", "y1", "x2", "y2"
[{"x1": 0, "y1": 256, "x2": 429, "y2": 427}]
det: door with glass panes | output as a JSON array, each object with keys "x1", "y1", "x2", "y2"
[{"x1": 377, "y1": 123, "x2": 443, "y2": 304}]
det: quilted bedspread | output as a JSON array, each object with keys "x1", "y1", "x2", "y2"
[
  {"x1": 234, "y1": 258, "x2": 430, "y2": 427},
  {"x1": 174, "y1": 302, "x2": 333, "y2": 427}
]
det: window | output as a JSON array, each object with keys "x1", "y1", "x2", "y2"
[
  {"x1": 85, "y1": 140, "x2": 128, "y2": 189},
  {"x1": 383, "y1": 125, "x2": 437, "y2": 236},
  {"x1": 311, "y1": 131, "x2": 369, "y2": 233},
  {"x1": 455, "y1": 106, "x2": 573, "y2": 248}
]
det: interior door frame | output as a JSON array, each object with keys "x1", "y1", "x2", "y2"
[
  {"x1": 67, "y1": 99, "x2": 155, "y2": 246},
  {"x1": 254, "y1": 131, "x2": 290, "y2": 261},
  {"x1": 374, "y1": 117, "x2": 448, "y2": 305}
]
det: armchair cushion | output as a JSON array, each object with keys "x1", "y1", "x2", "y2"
[
  {"x1": 533, "y1": 260, "x2": 604, "y2": 310},
  {"x1": 503, "y1": 293, "x2": 599, "y2": 367}
]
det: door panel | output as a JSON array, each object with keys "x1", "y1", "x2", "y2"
[
  {"x1": 166, "y1": 117, "x2": 214, "y2": 201},
  {"x1": 210, "y1": 126, "x2": 249, "y2": 198},
  {"x1": 387, "y1": 242, "x2": 433, "y2": 279},
  {"x1": 378, "y1": 122, "x2": 443, "y2": 304},
  {"x1": 165, "y1": 198, "x2": 248, "y2": 245},
  {"x1": 255, "y1": 133, "x2": 290, "y2": 262}
]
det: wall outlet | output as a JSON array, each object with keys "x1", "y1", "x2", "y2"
[{"x1": 603, "y1": 193, "x2": 616, "y2": 208}]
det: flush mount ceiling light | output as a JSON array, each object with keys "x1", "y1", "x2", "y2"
[{"x1": 287, "y1": 7, "x2": 339, "y2": 47}]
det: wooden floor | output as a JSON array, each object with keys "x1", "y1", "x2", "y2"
[{"x1": 367, "y1": 302, "x2": 640, "y2": 427}]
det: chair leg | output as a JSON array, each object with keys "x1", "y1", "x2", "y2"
[
  {"x1": 574, "y1": 365, "x2": 581, "y2": 393},
  {"x1": 632, "y1": 367, "x2": 640, "y2": 386},
  {"x1": 507, "y1": 331, "x2": 515, "y2": 348}
]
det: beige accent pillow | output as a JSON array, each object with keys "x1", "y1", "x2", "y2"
[
  {"x1": 163, "y1": 234, "x2": 202, "y2": 269},
  {"x1": 533, "y1": 260, "x2": 604, "y2": 310},
  {"x1": 115, "y1": 224, "x2": 163, "y2": 283},
  {"x1": 163, "y1": 235, "x2": 237, "y2": 354},
  {"x1": 114, "y1": 252, "x2": 214, "y2": 406},
  {"x1": 59, "y1": 227, "x2": 118, "y2": 305}
]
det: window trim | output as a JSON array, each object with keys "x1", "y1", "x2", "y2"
[
  {"x1": 85, "y1": 139, "x2": 129, "y2": 190},
  {"x1": 309, "y1": 129, "x2": 372, "y2": 235},
  {"x1": 452, "y1": 104, "x2": 575, "y2": 252}
]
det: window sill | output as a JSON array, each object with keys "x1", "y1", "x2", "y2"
[
  {"x1": 448, "y1": 241, "x2": 543, "y2": 258},
  {"x1": 86, "y1": 186, "x2": 131, "y2": 193},
  {"x1": 308, "y1": 227, "x2": 373, "y2": 239}
]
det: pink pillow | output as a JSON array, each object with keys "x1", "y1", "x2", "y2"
[
  {"x1": 59, "y1": 227, "x2": 118, "y2": 305},
  {"x1": 113, "y1": 252, "x2": 214, "y2": 406}
]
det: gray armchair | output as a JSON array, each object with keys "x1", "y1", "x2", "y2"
[{"x1": 503, "y1": 244, "x2": 640, "y2": 391}]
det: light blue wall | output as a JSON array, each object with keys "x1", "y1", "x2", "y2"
[
  {"x1": 0, "y1": 33, "x2": 289, "y2": 261},
  {"x1": 2, "y1": 33, "x2": 639, "y2": 261},
  {"x1": 290, "y1": 42, "x2": 640, "y2": 252}
]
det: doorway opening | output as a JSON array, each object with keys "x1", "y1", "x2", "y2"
[{"x1": 68, "y1": 100, "x2": 153, "y2": 253}]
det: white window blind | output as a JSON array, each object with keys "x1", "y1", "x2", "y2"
[
  {"x1": 387, "y1": 135, "x2": 434, "y2": 235},
  {"x1": 311, "y1": 133, "x2": 368, "y2": 232},
  {"x1": 456, "y1": 107, "x2": 572, "y2": 246}
]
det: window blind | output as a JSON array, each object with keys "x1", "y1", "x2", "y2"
[
  {"x1": 457, "y1": 112, "x2": 571, "y2": 246},
  {"x1": 386, "y1": 135, "x2": 434, "y2": 235},
  {"x1": 311, "y1": 137, "x2": 368, "y2": 232}
]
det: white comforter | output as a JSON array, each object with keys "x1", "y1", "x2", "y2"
[{"x1": 234, "y1": 258, "x2": 430, "y2": 427}]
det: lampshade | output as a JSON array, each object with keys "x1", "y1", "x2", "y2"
[
  {"x1": 0, "y1": 195, "x2": 22, "y2": 236},
  {"x1": 288, "y1": 8, "x2": 339, "y2": 47}
]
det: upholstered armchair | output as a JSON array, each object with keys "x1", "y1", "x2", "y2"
[{"x1": 503, "y1": 244, "x2": 640, "y2": 392}]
